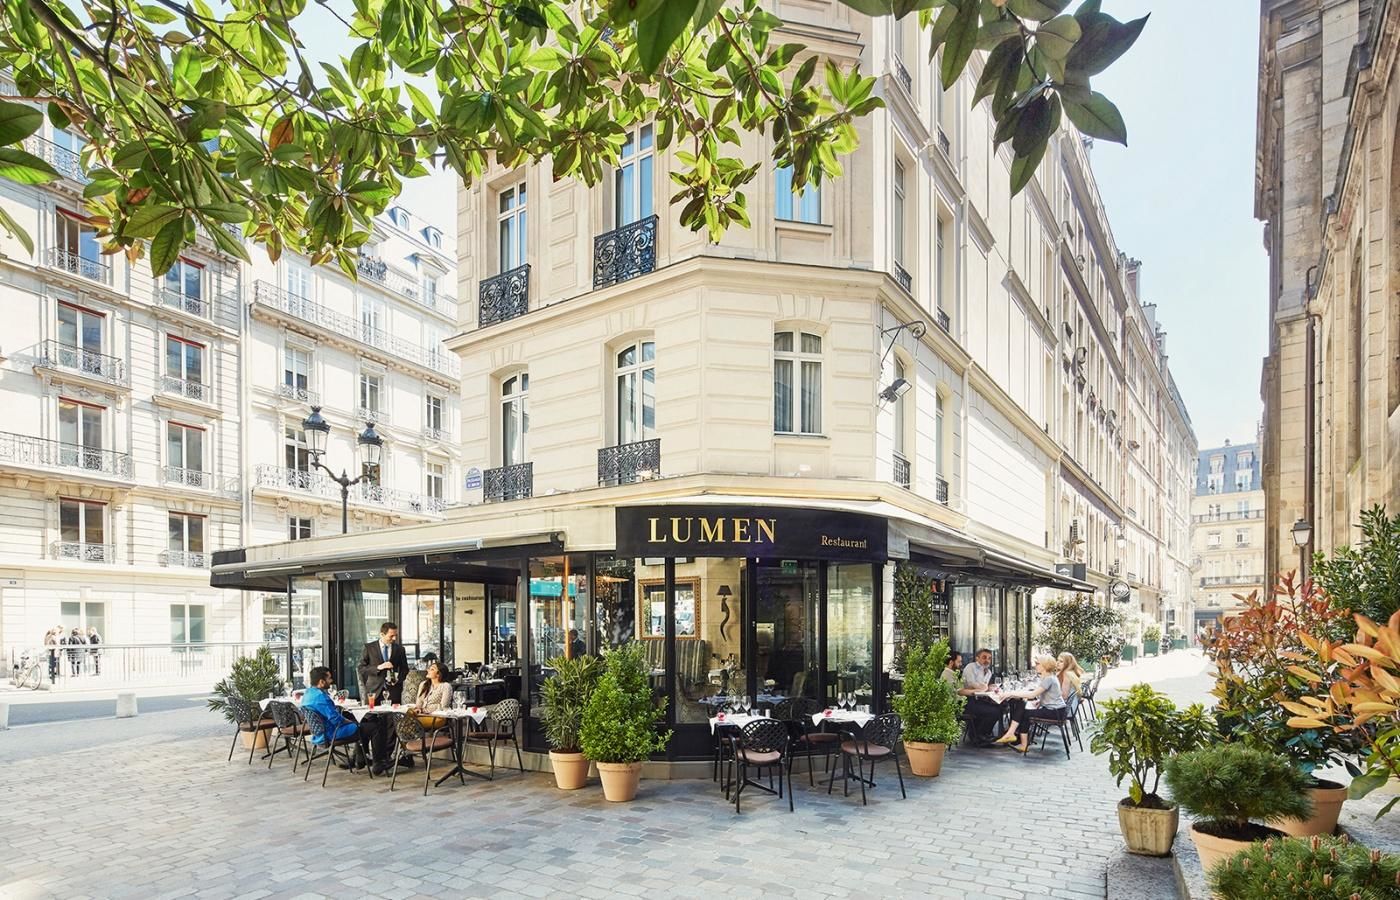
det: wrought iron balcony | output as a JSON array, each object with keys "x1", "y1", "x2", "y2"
[
  {"x1": 936, "y1": 308, "x2": 951, "y2": 333},
  {"x1": 893, "y1": 263, "x2": 912, "y2": 294},
  {"x1": 1199, "y1": 575, "x2": 1263, "y2": 587},
  {"x1": 252, "y1": 280, "x2": 459, "y2": 378},
  {"x1": 161, "y1": 375, "x2": 212, "y2": 404},
  {"x1": 252, "y1": 464, "x2": 444, "y2": 515},
  {"x1": 357, "y1": 406, "x2": 385, "y2": 425},
  {"x1": 1191, "y1": 510, "x2": 1263, "y2": 523},
  {"x1": 36, "y1": 340, "x2": 128, "y2": 385},
  {"x1": 893, "y1": 453, "x2": 911, "y2": 490},
  {"x1": 936, "y1": 127, "x2": 951, "y2": 156},
  {"x1": 484, "y1": 462, "x2": 532, "y2": 503},
  {"x1": 50, "y1": 541, "x2": 114, "y2": 563},
  {"x1": 356, "y1": 254, "x2": 421, "y2": 302},
  {"x1": 0, "y1": 431, "x2": 133, "y2": 479},
  {"x1": 163, "y1": 466, "x2": 212, "y2": 488},
  {"x1": 478, "y1": 264, "x2": 530, "y2": 327},
  {"x1": 161, "y1": 550, "x2": 209, "y2": 569},
  {"x1": 422, "y1": 426, "x2": 447, "y2": 442},
  {"x1": 598, "y1": 439, "x2": 660, "y2": 487},
  {"x1": 157, "y1": 286, "x2": 211, "y2": 318},
  {"x1": 24, "y1": 135, "x2": 88, "y2": 184},
  {"x1": 45, "y1": 247, "x2": 111, "y2": 284},
  {"x1": 935, "y1": 476, "x2": 949, "y2": 505},
  {"x1": 593, "y1": 216, "x2": 658, "y2": 289},
  {"x1": 277, "y1": 383, "x2": 319, "y2": 406},
  {"x1": 894, "y1": 58, "x2": 912, "y2": 94}
]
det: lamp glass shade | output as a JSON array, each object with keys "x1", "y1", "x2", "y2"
[
  {"x1": 1291, "y1": 518, "x2": 1312, "y2": 548},
  {"x1": 357, "y1": 422, "x2": 384, "y2": 468},
  {"x1": 301, "y1": 407, "x2": 330, "y2": 455},
  {"x1": 716, "y1": 585, "x2": 733, "y2": 597}
]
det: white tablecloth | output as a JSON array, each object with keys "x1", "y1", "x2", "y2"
[
  {"x1": 707, "y1": 713, "x2": 767, "y2": 733},
  {"x1": 340, "y1": 705, "x2": 491, "y2": 724},
  {"x1": 260, "y1": 696, "x2": 305, "y2": 711},
  {"x1": 810, "y1": 710, "x2": 875, "y2": 728}
]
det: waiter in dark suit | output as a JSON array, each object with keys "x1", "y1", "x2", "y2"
[{"x1": 358, "y1": 621, "x2": 409, "y2": 703}]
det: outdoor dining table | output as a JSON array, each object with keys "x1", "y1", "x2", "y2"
[
  {"x1": 808, "y1": 709, "x2": 877, "y2": 788},
  {"x1": 340, "y1": 704, "x2": 495, "y2": 784}
]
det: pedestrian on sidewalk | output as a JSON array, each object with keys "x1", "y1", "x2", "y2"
[
  {"x1": 87, "y1": 627, "x2": 101, "y2": 675},
  {"x1": 63, "y1": 628, "x2": 86, "y2": 676},
  {"x1": 44, "y1": 627, "x2": 60, "y2": 682}
]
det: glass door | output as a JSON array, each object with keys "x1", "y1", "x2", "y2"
[{"x1": 337, "y1": 578, "x2": 396, "y2": 699}]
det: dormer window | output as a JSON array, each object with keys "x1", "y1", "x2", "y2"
[
  {"x1": 421, "y1": 226, "x2": 443, "y2": 249},
  {"x1": 387, "y1": 206, "x2": 409, "y2": 229}
]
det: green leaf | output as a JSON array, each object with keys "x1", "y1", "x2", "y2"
[
  {"x1": 1035, "y1": 14, "x2": 1081, "y2": 60},
  {"x1": 0, "y1": 148, "x2": 60, "y2": 185},
  {"x1": 125, "y1": 204, "x2": 183, "y2": 239},
  {"x1": 1067, "y1": 13, "x2": 1148, "y2": 78},
  {"x1": 635, "y1": 0, "x2": 698, "y2": 73},
  {"x1": 1349, "y1": 769, "x2": 1390, "y2": 800},
  {"x1": 514, "y1": 3, "x2": 548, "y2": 29},
  {"x1": 940, "y1": 0, "x2": 979, "y2": 89},
  {"x1": 1062, "y1": 91, "x2": 1127, "y2": 144},
  {"x1": 0, "y1": 101, "x2": 44, "y2": 145},
  {"x1": 0, "y1": 203, "x2": 34, "y2": 255},
  {"x1": 149, "y1": 218, "x2": 185, "y2": 275},
  {"x1": 136, "y1": 3, "x2": 178, "y2": 24},
  {"x1": 972, "y1": 40, "x2": 1022, "y2": 109},
  {"x1": 1008, "y1": 0, "x2": 1071, "y2": 21},
  {"x1": 198, "y1": 203, "x2": 251, "y2": 224},
  {"x1": 977, "y1": 19, "x2": 1023, "y2": 51}
]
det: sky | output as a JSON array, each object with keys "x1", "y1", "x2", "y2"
[{"x1": 338, "y1": 1, "x2": 1270, "y2": 451}]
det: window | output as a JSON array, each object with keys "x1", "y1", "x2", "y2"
[
  {"x1": 359, "y1": 373, "x2": 382, "y2": 417},
  {"x1": 284, "y1": 425, "x2": 310, "y2": 473},
  {"x1": 286, "y1": 264, "x2": 311, "y2": 302},
  {"x1": 425, "y1": 395, "x2": 444, "y2": 436},
  {"x1": 1209, "y1": 455, "x2": 1225, "y2": 473},
  {"x1": 1208, "y1": 503, "x2": 1222, "y2": 516},
  {"x1": 1237, "y1": 451, "x2": 1254, "y2": 468},
  {"x1": 616, "y1": 340, "x2": 656, "y2": 444},
  {"x1": 498, "y1": 182, "x2": 527, "y2": 271},
  {"x1": 935, "y1": 214, "x2": 950, "y2": 314},
  {"x1": 170, "y1": 603, "x2": 207, "y2": 644},
  {"x1": 421, "y1": 226, "x2": 442, "y2": 249},
  {"x1": 426, "y1": 462, "x2": 445, "y2": 500},
  {"x1": 59, "y1": 498, "x2": 105, "y2": 553},
  {"x1": 1207, "y1": 531, "x2": 1221, "y2": 548},
  {"x1": 1235, "y1": 500, "x2": 1249, "y2": 515},
  {"x1": 1351, "y1": 243, "x2": 1365, "y2": 461},
  {"x1": 501, "y1": 373, "x2": 529, "y2": 465},
  {"x1": 164, "y1": 258, "x2": 203, "y2": 303},
  {"x1": 935, "y1": 393, "x2": 946, "y2": 477},
  {"x1": 893, "y1": 160, "x2": 907, "y2": 268},
  {"x1": 60, "y1": 600, "x2": 104, "y2": 635},
  {"x1": 168, "y1": 512, "x2": 205, "y2": 556},
  {"x1": 1234, "y1": 470, "x2": 1251, "y2": 491},
  {"x1": 58, "y1": 398, "x2": 103, "y2": 464},
  {"x1": 615, "y1": 124, "x2": 654, "y2": 226},
  {"x1": 360, "y1": 298, "x2": 385, "y2": 341},
  {"x1": 166, "y1": 422, "x2": 205, "y2": 475},
  {"x1": 288, "y1": 516, "x2": 313, "y2": 540},
  {"x1": 165, "y1": 336, "x2": 205, "y2": 386},
  {"x1": 893, "y1": 358, "x2": 908, "y2": 458},
  {"x1": 283, "y1": 346, "x2": 312, "y2": 398},
  {"x1": 775, "y1": 165, "x2": 821, "y2": 224},
  {"x1": 773, "y1": 331, "x2": 822, "y2": 434},
  {"x1": 58, "y1": 302, "x2": 103, "y2": 355},
  {"x1": 1235, "y1": 530, "x2": 1248, "y2": 546},
  {"x1": 1207, "y1": 474, "x2": 1222, "y2": 494},
  {"x1": 388, "y1": 206, "x2": 408, "y2": 228},
  {"x1": 422, "y1": 272, "x2": 439, "y2": 307},
  {"x1": 54, "y1": 210, "x2": 102, "y2": 273}
]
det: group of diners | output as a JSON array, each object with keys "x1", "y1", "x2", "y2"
[{"x1": 941, "y1": 646, "x2": 1084, "y2": 753}]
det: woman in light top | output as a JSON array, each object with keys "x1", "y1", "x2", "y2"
[
  {"x1": 992, "y1": 655, "x2": 1067, "y2": 754},
  {"x1": 1057, "y1": 652, "x2": 1084, "y2": 700},
  {"x1": 414, "y1": 661, "x2": 454, "y2": 712}
]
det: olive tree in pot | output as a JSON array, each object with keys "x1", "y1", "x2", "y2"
[
  {"x1": 207, "y1": 646, "x2": 282, "y2": 750},
  {"x1": 1163, "y1": 744, "x2": 1313, "y2": 875},
  {"x1": 1089, "y1": 684, "x2": 1215, "y2": 856},
  {"x1": 578, "y1": 641, "x2": 671, "y2": 802},
  {"x1": 540, "y1": 653, "x2": 602, "y2": 790},
  {"x1": 891, "y1": 640, "x2": 964, "y2": 777}
]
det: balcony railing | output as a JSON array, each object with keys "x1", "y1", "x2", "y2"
[
  {"x1": 936, "y1": 127, "x2": 951, "y2": 156},
  {"x1": 0, "y1": 431, "x2": 133, "y2": 479},
  {"x1": 45, "y1": 247, "x2": 111, "y2": 284},
  {"x1": 157, "y1": 286, "x2": 211, "y2": 319},
  {"x1": 478, "y1": 263, "x2": 530, "y2": 327},
  {"x1": 935, "y1": 308, "x2": 950, "y2": 333},
  {"x1": 1199, "y1": 575, "x2": 1263, "y2": 587},
  {"x1": 160, "y1": 550, "x2": 209, "y2": 569},
  {"x1": 163, "y1": 465, "x2": 214, "y2": 489},
  {"x1": 1192, "y1": 510, "x2": 1263, "y2": 523},
  {"x1": 598, "y1": 439, "x2": 660, "y2": 487},
  {"x1": 484, "y1": 462, "x2": 532, "y2": 503},
  {"x1": 24, "y1": 135, "x2": 88, "y2": 184},
  {"x1": 935, "y1": 476, "x2": 949, "y2": 505},
  {"x1": 277, "y1": 383, "x2": 319, "y2": 406},
  {"x1": 594, "y1": 216, "x2": 658, "y2": 289},
  {"x1": 357, "y1": 406, "x2": 385, "y2": 425},
  {"x1": 50, "y1": 541, "x2": 114, "y2": 563},
  {"x1": 893, "y1": 453, "x2": 911, "y2": 490},
  {"x1": 893, "y1": 262, "x2": 912, "y2": 294},
  {"x1": 252, "y1": 464, "x2": 444, "y2": 515},
  {"x1": 161, "y1": 375, "x2": 212, "y2": 404},
  {"x1": 422, "y1": 426, "x2": 447, "y2": 442},
  {"x1": 37, "y1": 339, "x2": 128, "y2": 385},
  {"x1": 356, "y1": 255, "x2": 422, "y2": 303},
  {"x1": 252, "y1": 281, "x2": 459, "y2": 378},
  {"x1": 894, "y1": 57, "x2": 912, "y2": 94}
]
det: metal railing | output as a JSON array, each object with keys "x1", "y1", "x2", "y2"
[
  {"x1": 484, "y1": 462, "x2": 533, "y2": 502},
  {"x1": 935, "y1": 308, "x2": 950, "y2": 333},
  {"x1": 598, "y1": 439, "x2": 660, "y2": 487},
  {"x1": 357, "y1": 406, "x2": 385, "y2": 425},
  {"x1": 1199, "y1": 575, "x2": 1263, "y2": 587},
  {"x1": 157, "y1": 286, "x2": 212, "y2": 318},
  {"x1": 277, "y1": 383, "x2": 320, "y2": 406},
  {"x1": 46, "y1": 247, "x2": 111, "y2": 283},
  {"x1": 422, "y1": 426, "x2": 447, "y2": 442},
  {"x1": 252, "y1": 280, "x2": 460, "y2": 377},
  {"x1": 936, "y1": 128, "x2": 951, "y2": 156},
  {"x1": 479, "y1": 263, "x2": 530, "y2": 326},
  {"x1": 0, "y1": 431, "x2": 133, "y2": 478},
  {"x1": 253, "y1": 464, "x2": 445, "y2": 515},
  {"x1": 163, "y1": 465, "x2": 213, "y2": 489},
  {"x1": 37, "y1": 339, "x2": 128, "y2": 385},
  {"x1": 50, "y1": 541, "x2": 115, "y2": 563},
  {"x1": 893, "y1": 453, "x2": 911, "y2": 489},
  {"x1": 935, "y1": 475, "x2": 949, "y2": 505},
  {"x1": 894, "y1": 262, "x2": 912, "y2": 294},
  {"x1": 24, "y1": 135, "x2": 88, "y2": 183},
  {"x1": 161, "y1": 375, "x2": 212, "y2": 403},
  {"x1": 894, "y1": 57, "x2": 912, "y2": 93},
  {"x1": 594, "y1": 216, "x2": 658, "y2": 289},
  {"x1": 160, "y1": 550, "x2": 209, "y2": 569},
  {"x1": 356, "y1": 255, "x2": 422, "y2": 303},
  {"x1": 10, "y1": 641, "x2": 327, "y2": 690},
  {"x1": 1192, "y1": 510, "x2": 1263, "y2": 523}
]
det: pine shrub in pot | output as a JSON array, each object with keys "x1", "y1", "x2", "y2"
[
  {"x1": 578, "y1": 641, "x2": 671, "y2": 801},
  {"x1": 1089, "y1": 684, "x2": 1215, "y2": 856},
  {"x1": 540, "y1": 653, "x2": 602, "y2": 790},
  {"x1": 890, "y1": 640, "x2": 964, "y2": 777},
  {"x1": 1209, "y1": 834, "x2": 1400, "y2": 899},
  {"x1": 1163, "y1": 744, "x2": 1313, "y2": 874},
  {"x1": 207, "y1": 646, "x2": 282, "y2": 749}
]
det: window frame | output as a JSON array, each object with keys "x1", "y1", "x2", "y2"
[
  {"x1": 166, "y1": 420, "x2": 206, "y2": 473},
  {"x1": 615, "y1": 339, "x2": 656, "y2": 445},
  {"x1": 288, "y1": 516, "x2": 313, "y2": 540},
  {"x1": 501, "y1": 372, "x2": 529, "y2": 466},
  {"x1": 497, "y1": 181, "x2": 528, "y2": 272},
  {"x1": 773, "y1": 330, "x2": 824, "y2": 435},
  {"x1": 774, "y1": 165, "x2": 822, "y2": 224},
  {"x1": 614, "y1": 124, "x2": 655, "y2": 227},
  {"x1": 59, "y1": 496, "x2": 105, "y2": 546},
  {"x1": 168, "y1": 511, "x2": 206, "y2": 554}
]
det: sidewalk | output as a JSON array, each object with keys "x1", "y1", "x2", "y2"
[
  {"x1": 1097, "y1": 647, "x2": 1214, "y2": 709},
  {"x1": 0, "y1": 681, "x2": 210, "y2": 705}
]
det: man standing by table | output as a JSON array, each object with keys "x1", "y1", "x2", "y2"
[
  {"x1": 961, "y1": 648, "x2": 1003, "y2": 746},
  {"x1": 358, "y1": 621, "x2": 408, "y2": 703}
]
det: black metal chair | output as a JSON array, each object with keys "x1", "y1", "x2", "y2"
[
  {"x1": 789, "y1": 698, "x2": 841, "y2": 786},
  {"x1": 1025, "y1": 698, "x2": 1078, "y2": 760},
  {"x1": 391, "y1": 712, "x2": 458, "y2": 794},
  {"x1": 830, "y1": 713, "x2": 906, "y2": 806},
  {"x1": 727, "y1": 719, "x2": 793, "y2": 813},
  {"x1": 301, "y1": 706, "x2": 369, "y2": 787},
  {"x1": 266, "y1": 700, "x2": 310, "y2": 771},
  {"x1": 462, "y1": 698, "x2": 523, "y2": 779},
  {"x1": 225, "y1": 697, "x2": 275, "y2": 765},
  {"x1": 1080, "y1": 676, "x2": 1100, "y2": 720}
]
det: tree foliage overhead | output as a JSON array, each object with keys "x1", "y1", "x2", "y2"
[{"x1": 0, "y1": 0, "x2": 1144, "y2": 275}]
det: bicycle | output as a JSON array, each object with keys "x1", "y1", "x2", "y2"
[{"x1": 10, "y1": 649, "x2": 45, "y2": 690}]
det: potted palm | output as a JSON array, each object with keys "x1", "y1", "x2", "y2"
[
  {"x1": 891, "y1": 640, "x2": 964, "y2": 777},
  {"x1": 540, "y1": 653, "x2": 602, "y2": 790},
  {"x1": 579, "y1": 641, "x2": 671, "y2": 801},
  {"x1": 1163, "y1": 744, "x2": 1313, "y2": 874},
  {"x1": 207, "y1": 646, "x2": 282, "y2": 749},
  {"x1": 1089, "y1": 684, "x2": 1215, "y2": 855}
]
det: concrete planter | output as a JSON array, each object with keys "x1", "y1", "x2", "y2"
[
  {"x1": 1117, "y1": 801, "x2": 1178, "y2": 857},
  {"x1": 549, "y1": 751, "x2": 591, "y2": 791},
  {"x1": 1121, "y1": 645, "x2": 1137, "y2": 662},
  {"x1": 240, "y1": 727, "x2": 270, "y2": 750},
  {"x1": 1171, "y1": 637, "x2": 1188, "y2": 650},
  {"x1": 596, "y1": 761, "x2": 643, "y2": 801},
  {"x1": 1277, "y1": 781, "x2": 1348, "y2": 837},
  {"x1": 904, "y1": 741, "x2": 947, "y2": 777},
  {"x1": 1189, "y1": 824, "x2": 1257, "y2": 875}
]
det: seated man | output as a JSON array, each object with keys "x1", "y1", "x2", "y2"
[
  {"x1": 302, "y1": 666, "x2": 391, "y2": 774},
  {"x1": 961, "y1": 648, "x2": 1004, "y2": 746}
]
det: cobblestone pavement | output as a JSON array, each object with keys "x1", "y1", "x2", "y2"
[{"x1": 0, "y1": 655, "x2": 1212, "y2": 900}]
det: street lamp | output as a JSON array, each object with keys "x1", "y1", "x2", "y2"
[
  {"x1": 1291, "y1": 517, "x2": 1313, "y2": 582},
  {"x1": 301, "y1": 406, "x2": 384, "y2": 534}
]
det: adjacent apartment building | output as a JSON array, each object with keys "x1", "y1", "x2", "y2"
[
  {"x1": 1191, "y1": 439, "x2": 1267, "y2": 634},
  {"x1": 1257, "y1": 0, "x2": 1398, "y2": 582}
]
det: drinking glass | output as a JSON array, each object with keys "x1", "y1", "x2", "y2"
[{"x1": 741, "y1": 695, "x2": 752, "y2": 715}]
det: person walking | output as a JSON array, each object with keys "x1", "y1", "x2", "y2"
[
  {"x1": 44, "y1": 627, "x2": 60, "y2": 682},
  {"x1": 64, "y1": 627, "x2": 85, "y2": 676},
  {"x1": 87, "y1": 626, "x2": 101, "y2": 675}
]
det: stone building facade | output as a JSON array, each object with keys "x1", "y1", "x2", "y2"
[{"x1": 1191, "y1": 440, "x2": 1267, "y2": 634}]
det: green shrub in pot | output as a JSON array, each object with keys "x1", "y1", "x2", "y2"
[
  {"x1": 207, "y1": 645, "x2": 281, "y2": 723},
  {"x1": 580, "y1": 642, "x2": 671, "y2": 800},
  {"x1": 1210, "y1": 834, "x2": 1400, "y2": 899},
  {"x1": 891, "y1": 640, "x2": 964, "y2": 776}
]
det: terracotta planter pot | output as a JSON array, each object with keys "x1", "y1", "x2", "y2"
[
  {"x1": 549, "y1": 751, "x2": 591, "y2": 791},
  {"x1": 596, "y1": 761, "x2": 643, "y2": 802},
  {"x1": 904, "y1": 741, "x2": 947, "y2": 777},
  {"x1": 1277, "y1": 781, "x2": 1348, "y2": 837},
  {"x1": 240, "y1": 728, "x2": 269, "y2": 750},
  {"x1": 1116, "y1": 801, "x2": 1179, "y2": 857},
  {"x1": 1189, "y1": 824, "x2": 1258, "y2": 875}
]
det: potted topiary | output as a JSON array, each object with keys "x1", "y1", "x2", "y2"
[
  {"x1": 1090, "y1": 684, "x2": 1216, "y2": 856},
  {"x1": 540, "y1": 653, "x2": 602, "y2": 790},
  {"x1": 1143, "y1": 624, "x2": 1162, "y2": 656},
  {"x1": 1210, "y1": 834, "x2": 1400, "y2": 898},
  {"x1": 579, "y1": 641, "x2": 671, "y2": 801},
  {"x1": 1163, "y1": 744, "x2": 1313, "y2": 873},
  {"x1": 207, "y1": 646, "x2": 282, "y2": 749},
  {"x1": 891, "y1": 640, "x2": 964, "y2": 777}
]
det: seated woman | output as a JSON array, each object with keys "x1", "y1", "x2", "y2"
[
  {"x1": 1057, "y1": 652, "x2": 1084, "y2": 700},
  {"x1": 940, "y1": 650, "x2": 964, "y2": 688},
  {"x1": 413, "y1": 660, "x2": 453, "y2": 728},
  {"x1": 992, "y1": 655, "x2": 1067, "y2": 753}
]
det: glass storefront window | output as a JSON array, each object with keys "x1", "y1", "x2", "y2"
[
  {"x1": 828, "y1": 563, "x2": 874, "y2": 706},
  {"x1": 593, "y1": 555, "x2": 636, "y2": 649},
  {"x1": 340, "y1": 578, "x2": 394, "y2": 699},
  {"x1": 756, "y1": 561, "x2": 819, "y2": 703},
  {"x1": 401, "y1": 578, "x2": 442, "y2": 664},
  {"x1": 675, "y1": 558, "x2": 745, "y2": 725},
  {"x1": 528, "y1": 555, "x2": 589, "y2": 722},
  {"x1": 291, "y1": 577, "x2": 323, "y2": 687},
  {"x1": 1006, "y1": 590, "x2": 1022, "y2": 672},
  {"x1": 453, "y1": 582, "x2": 487, "y2": 667},
  {"x1": 974, "y1": 586, "x2": 1001, "y2": 670},
  {"x1": 488, "y1": 584, "x2": 517, "y2": 663},
  {"x1": 950, "y1": 585, "x2": 974, "y2": 659}
]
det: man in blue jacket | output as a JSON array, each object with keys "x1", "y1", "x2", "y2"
[{"x1": 302, "y1": 666, "x2": 376, "y2": 771}]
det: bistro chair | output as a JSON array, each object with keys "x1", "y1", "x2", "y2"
[
  {"x1": 788, "y1": 698, "x2": 840, "y2": 786},
  {"x1": 225, "y1": 696, "x2": 275, "y2": 765},
  {"x1": 1025, "y1": 698, "x2": 1078, "y2": 761},
  {"x1": 401, "y1": 671, "x2": 425, "y2": 706},
  {"x1": 266, "y1": 700, "x2": 310, "y2": 772},
  {"x1": 300, "y1": 706, "x2": 369, "y2": 787},
  {"x1": 726, "y1": 719, "x2": 794, "y2": 814},
  {"x1": 392, "y1": 712, "x2": 459, "y2": 795},
  {"x1": 1080, "y1": 676, "x2": 1100, "y2": 720},
  {"x1": 830, "y1": 713, "x2": 906, "y2": 806},
  {"x1": 463, "y1": 698, "x2": 523, "y2": 780}
]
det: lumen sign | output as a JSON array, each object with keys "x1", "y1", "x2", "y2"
[{"x1": 615, "y1": 504, "x2": 887, "y2": 561}]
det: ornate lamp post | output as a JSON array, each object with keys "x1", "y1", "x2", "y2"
[
  {"x1": 301, "y1": 406, "x2": 384, "y2": 534},
  {"x1": 1291, "y1": 517, "x2": 1313, "y2": 583}
]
